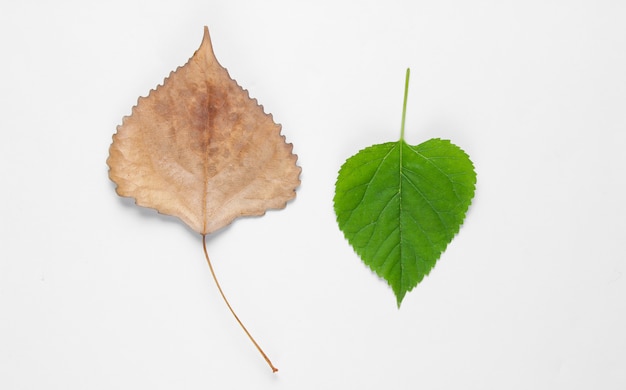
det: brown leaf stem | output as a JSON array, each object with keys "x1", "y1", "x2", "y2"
[{"x1": 201, "y1": 234, "x2": 278, "y2": 373}]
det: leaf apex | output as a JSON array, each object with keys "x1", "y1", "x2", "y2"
[{"x1": 395, "y1": 294, "x2": 405, "y2": 308}]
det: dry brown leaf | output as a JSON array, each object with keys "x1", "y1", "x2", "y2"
[
  {"x1": 107, "y1": 27, "x2": 300, "y2": 373},
  {"x1": 108, "y1": 27, "x2": 300, "y2": 235}
]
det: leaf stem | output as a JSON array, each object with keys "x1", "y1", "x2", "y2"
[
  {"x1": 201, "y1": 234, "x2": 278, "y2": 373},
  {"x1": 400, "y1": 68, "x2": 410, "y2": 141}
]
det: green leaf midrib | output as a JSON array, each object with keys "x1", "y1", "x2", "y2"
[{"x1": 397, "y1": 139, "x2": 406, "y2": 304}]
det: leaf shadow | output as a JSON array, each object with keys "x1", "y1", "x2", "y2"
[
  {"x1": 107, "y1": 177, "x2": 296, "y2": 245},
  {"x1": 108, "y1": 178, "x2": 201, "y2": 237}
]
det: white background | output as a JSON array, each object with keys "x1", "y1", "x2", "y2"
[{"x1": 1, "y1": 1, "x2": 625, "y2": 389}]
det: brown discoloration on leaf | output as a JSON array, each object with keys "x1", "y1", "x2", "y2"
[{"x1": 107, "y1": 27, "x2": 301, "y2": 234}]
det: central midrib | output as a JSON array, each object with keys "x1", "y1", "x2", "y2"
[{"x1": 201, "y1": 83, "x2": 214, "y2": 235}]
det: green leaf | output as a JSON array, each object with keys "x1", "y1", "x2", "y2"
[{"x1": 333, "y1": 69, "x2": 476, "y2": 306}]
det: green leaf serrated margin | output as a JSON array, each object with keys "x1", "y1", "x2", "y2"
[{"x1": 333, "y1": 138, "x2": 476, "y2": 306}]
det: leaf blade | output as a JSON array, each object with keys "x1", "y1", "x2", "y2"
[
  {"x1": 334, "y1": 138, "x2": 476, "y2": 306},
  {"x1": 107, "y1": 27, "x2": 301, "y2": 235}
]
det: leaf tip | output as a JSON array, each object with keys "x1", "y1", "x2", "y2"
[
  {"x1": 201, "y1": 25, "x2": 211, "y2": 48},
  {"x1": 196, "y1": 25, "x2": 219, "y2": 67}
]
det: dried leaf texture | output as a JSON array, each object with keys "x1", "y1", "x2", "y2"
[{"x1": 108, "y1": 27, "x2": 301, "y2": 234}]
